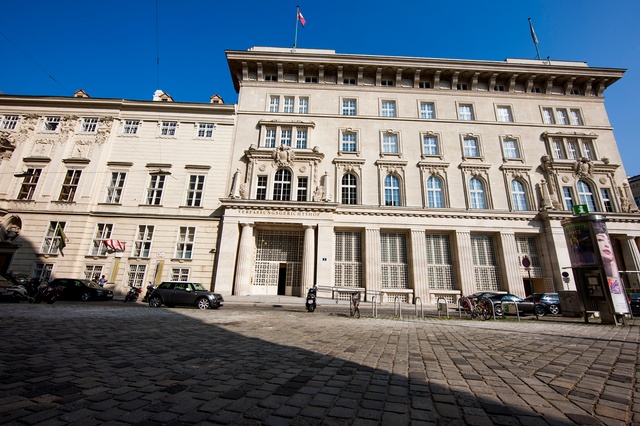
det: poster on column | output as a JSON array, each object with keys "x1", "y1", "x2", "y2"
[{"x1": 591, "y1": 221, "x2": 630, "y2": 315}]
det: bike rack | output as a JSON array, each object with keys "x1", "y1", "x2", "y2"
[
  {"x1": 457, "y1": 296, "x2": 466, "y2": 318},
  {"x1": 393, "y1": 296, "x2": 402, "y2": 319},
  {"x1": 414, "y1": 296, "x2": 424, "y2": 319},
  {"x1": 436, "y1": 297, "x2": 449, "y2": 319},
  {"x1": 500, "y1": 300, "x2": 520, "y2": 321},
  {"x1": 371, "y1": 295, "x2": 378, "y2": 318}
]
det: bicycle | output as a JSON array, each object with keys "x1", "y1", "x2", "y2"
[
  {"x1": 350, "y1": 292, "x2": 361, "y2": 318},
  {"x1": 458, "y1": 296, "x2": 475, "y2": 318},
  {"x1": 458, "y1": 296, "x2": 495, "y2": 320}
]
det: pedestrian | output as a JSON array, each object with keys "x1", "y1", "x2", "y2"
[{"x1": 98, "y1": 275, "x2": 106, "y2": 287}]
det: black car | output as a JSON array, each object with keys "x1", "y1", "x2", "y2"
[
  {"x1": 628, "y1": 293, "x2": 640, "y2": 316},
  {"x1": 148, "y1": 281, "x2": 223, "y2": 310},
  {"x1": 524, "y1": 293, "x2": 561, "y2": 315},
  {"x1": 49, "y1": 278, "x2": 114, "y2": 301},
  {"x1": 487, "y1": 293, "x2": 541, "y2": 316}
]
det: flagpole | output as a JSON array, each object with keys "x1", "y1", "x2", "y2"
[
  {"x1": 528, "y1": 18, "x2": 541, "y2": 60},
  {"x1": 293, "y1": 5, "x2": 300, "y2": 49}
]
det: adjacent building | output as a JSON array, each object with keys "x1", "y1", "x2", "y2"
[{"x1": 1, "y1": 46, "x2": 639, "y2": 301}]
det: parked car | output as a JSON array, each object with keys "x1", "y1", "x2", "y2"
[
  {"x1": 627, "y1": 293, "x2": 640, "y2": 316},
  {"x1": 148, "y1": 282, "x2": 223, "y2": 310},
  {"x1": 524, "y1": 293, "x2": 561, "y2": 315},
  {"x1": 486, "y1": 293, "x2": 539, "y2": 316},
  {"x1": 49, "y1": 278, "x2": 114, "y2": 301},
  {"x1": 466, "y1": 291, "x2": 506, "y2": 302}
]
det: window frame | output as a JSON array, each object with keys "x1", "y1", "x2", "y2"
[
  {"x1": 17, "y1": 168, "x2": 42, "y2": 200},
  {"x1": 104, "y1": 171, "x2": 126, "y2": 204},
  {"x1": 196, "y1": 123, "x2": 215, "y2": 138},
  {"x1": 175, "y1": 226, "x2": 196, "y2": 259},
  {"x1": 381, "y1": 131, "x2": 400, "y2": 155},
  {"x1": 501, "y1": 137, "x2": 523, "y2": 161},
  {"x1": 81, "y1": 117, "x2": 99, "y2": 133},
  {"x1": 462, "y1": 135, "x2": 482, "y2": 159},
  {"x1": 426, "y1": 176, "x2": 444, "y2": 208},
  {"x1": 58, "y1": 169, "x2": 82, "y2": 202},
  {"x1": 132, "y1": 225, "x2": 154, "y2": 258},
  {"x1": 384, "y1": 174, "x2": 402, "y2": 207},
  {"x1": 419, "y1": 102, "x2": 436, "y2": 119},
  {"x1": 469, "y1": 178, "x2": 486, "y2": 209},
  {"x1": 122, "y1": 119, "x2": 140, "y2": 135},
  {"x1": 160, "y1": 121, "x2": 178, "y2": 137},
  {"x1": 457, "y1": 103, "x2": 475, "y2": 121},
  {"x1": 341, "y1": 98, "x2": 357, "y2": 116},
  {"x1": 42, "y1": 116, "x2": 61, "y2": 132},
  {"x1": 90, "y1": 223, "x2": 113, "y2": 256},
  {"x1": 495, "y1": 105, "x2": 514, "y2": 123},
  {"x1": 381, "y1": 100, "x2": 397, "y2": 118},
  {"x1": 185, "y1": 174, "x2": 205, "y2": 207},
  {"x1": 1, "y1": 115, "x2": 19, "y2": 130},
  {"x1": 340, "y1": 130, "x2": 358, "y2": 153},
  {"x1": 341, "y1": 173, "x2": 358, "y2": 205},
  {"x1": 510, "y1": 179, "x2": 529, "y2": 211},
  {"x1": 146, "y1": 175, "x2": 166, "y2": 205},
  {"x1": 273, "y1": 168, "x2": 292, "y2": 201},
  {"x1": 421, "y1": 132, "x2": 441, "y2": 157}
]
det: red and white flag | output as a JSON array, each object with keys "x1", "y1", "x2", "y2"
[
  {"x1": 297, "y1": 9, "x2": 306, "y2": 27},
  {"x1": 104, "y1": 239, "x2": 126, "y2": 251}
]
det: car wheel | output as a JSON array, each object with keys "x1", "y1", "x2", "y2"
[
  {"x1": 534, "y1": 304, "x2": 546, "y2": 316},
  {"x1": 81, "y1": 292, "x2": 91, "y2": 302},
  {"x1": 149, "y1": 296, "x2": 162, "y2": 308},
  {"x1": 548, "y1": 304, "x2": 560, "y2": 315},
  {"x1": 197, "y1": 298, "x2": 211, "y2": 310}
]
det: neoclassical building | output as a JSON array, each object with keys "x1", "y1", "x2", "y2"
[
  {"x1": 213, "y1": 47, "x2": 640, "y2": 303},
  {"x1": 0, "y1": 91, "x2": 235, "y2": 289}
]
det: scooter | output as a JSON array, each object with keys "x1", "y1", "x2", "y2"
[
  {"x1": 31, "y1": 283, "x2": 63, "y2": 304},
  {"x1": 0, "y1": 284, "x2": 31, "y2": 303},
  {"x1": 124, "y1": 286, "x2": 142, "y2": 302},
  {"x1": 305, "y1": 286, "x2": 317, "y2": 312},
  {"x1": 142, "y1": 284, "x2": 156, "y2": 303}
]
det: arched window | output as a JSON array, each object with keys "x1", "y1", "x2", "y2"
[
  {"x1": 273, "y1": 169, "x2": 291, "y2": 201},
  {"x1": 469, "y1": 178, "x2": 485, "y2": 209},
  {"x1": 384, "y1": 175, "x2": 401, "y2": 206},
  {"x1": 511, "y1": 180, "x2": 528, "y2": 211},
  {"x1": 341, "y1": 173, "x2": 357, "y2": 205},
  {"x1": 426, "y1": 176, "x2": 443, "y2": 208},
  {"x1": 577, "y1": 180, "x2": 596, "y2": 212}
]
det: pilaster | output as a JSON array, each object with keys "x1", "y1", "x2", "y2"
[
  {"x1": 454, "y1": 231, "x2": 475, "y2": 296},
  {"x1": 409, "y1": 228, "x2": 428, "y2": 303},
  {"x1": 234, "y1": 223, "x2": 255, "y2": 296},
  {"x1": 364, "y1": 227, "x2": 381, "y2": 296},
  {"x1": 499, "y1": 232, "x2": 525, "y2": 297}
]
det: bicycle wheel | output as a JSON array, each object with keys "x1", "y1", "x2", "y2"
[
  {"x1": 349, "y1": 304, "x2": 355, "y2": 317},
  {"x1": 459, "y1": 297, "x2": 473, "y2": 318},
  {"x1": 354, "y1": 307, "x2": 360, "y2": 319}
]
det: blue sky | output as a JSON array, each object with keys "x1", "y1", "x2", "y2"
[{"x1": 1, "y1": 1, "x2": 638, "y2": 175}]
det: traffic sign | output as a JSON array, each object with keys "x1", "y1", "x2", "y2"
[
  {"x1": 572, "y1": 204, "x2": 589, "y2": 215},
  {"x1": 521, "y1": 257, "x2": 531, "y2": 268}
]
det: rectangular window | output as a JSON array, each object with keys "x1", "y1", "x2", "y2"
[
  {"x1": 298, "y1": 97, "x2": 309, "y2": 114},
  {"x1": 43, "y1": 116, "x2": 61, "y2": 131},
  {"x1": 265, "y1": 128, "x2": 276, "y2": 148},
  {"x1": 343, "y1": 77, "x2": 356, "y2": 85},
  {"x1": 380, "y1": 233, "x2": 409, "y2": 289},
  {"x1": 422, "y1": 135, "x2": 439, "y2": 156},
  {"x1": 197, "y1": 123, "x2": 215, "y2": 138},
  {"x1": 295, "y1": 129, "x2": 307, "y2": 149},
  {"x1": 502, "y1": 139, "x2": 520, "y2": 159},
  {"x1": 84, "y1": 265, "x2": 104, "y2": 282},
  {"x1": 567, "y1": 139, "x2": 579, "y2": 160},
  {"x1": 171, "y1": 268, "x2": 190, "y2": 281},
  {"x1": 457, "y1": 83, "x2": 469, "y2": 90},
  {"x1": 175, "y1": 226, "x2": 195, "y2": 259},
  {"x1": 381, "y1": 79, "x2": 394, "y2": 87},
  {"x1": 41, "y1": 221, "x2": 66, "y2": 255},
  {"x1": 122, "y1": 120, "x2": 140, "y2": 135},
  {"x1": 342, "y1": 99, "x2": 356, "y2": 116},
  {"x1": 297, "y1": 177, "x2": 308, "y2": 201},
  {"x1": 381, "y1": 101, "x2": 396, "y2": 117},
  {"x1": 160, "y1": 121, "x2": 177, "y2": 136},
  {"x1": 305, "y1": 76, "x2": 318, "y2": 83},
  {"x1": 552, "y1": 139, "x2": 566, "y2": 159},
  {"x1": 133, "y1": 225, "x2": 154, "y2": 257},
  {"x1": 471, "y1": 235, "x2": 501, "y2": 291},
  {"x1": 283, "y1": 97, "x2": 295, "y2": 113},
  {"x1": 256, "y1": 176, "x2": 268, "y2": 200},
  {"x1": 128, "y1": 264, "x2": 147, "y2": 287},
  {"x1": 342, "y1": 132, "x2": 357, "y2": 152},
  {"x1": 280, "y1": 128, "x2": 292, "y2": 146},
  {"x1": 382, "y1": 133, "x2": 398, "y2": 153},
  {"x1": 146, "y1": 175, "x2": 165, "y2": 205},
  {"x1": 542, "y1": 108, "x2": 554, "y2": 124},
  {"x1": 264, "y1": 74, "x2": 277, "y2": 82},
  {"x1": 581, "y1": 140, "x2": 595, "y2": 160},
  {"x1": 17, "y1": 168, "x2": 41, "y2": 200},
  {"x1": 570, "y1": 109, "x2": 583, "y2": 126},
  {"x1": 58, "y1": 170, "x2": 82, "y2": 202},
  {"x1": 458, "y1": 104, "x2": 474, "y2": 121},
  {"x1": 496, "y1": 106, "x2": 513, "y2": 122},
  {"x1": 563, "y1": 187, "x2": 574, "y2": 210},
  {"x1": 334, "y1": 231, "x2": 362, "y2": 287},
  {"x1": 463, "y1": 137, "x2": 479, "y2": 157},
  {"x1": 425, "y1": 234, "x2": 455, "y2": 291},
  {"x1": 34, "y1": 263, "x2": 54, "y2": 282},
  {"x1": 601, "y1": 189, "x2": 613, "y2": 212},
  {"x1": 419, "y1": 102, "x2": 435, "y2": 119},
  {"x1": 81, "y1": 117, "x2": 99, "y2": 133},
  {"x1": 90, "y1": 223, "x2": 113, "y2": 256},
  {"x1": 186, "y1": 175, "x2": 205, "y2": 207},
  {"x1": 1, "y1": 115, "x2": 19, "y2": 130},
  {"x1": 269, "y1": 96, "x2": 280, "y2": 112},
  {"x1": 556, "y1": 109, "x2": 568, "y2": 125},
  {"x1": 104, "y1": 172, "x2": 126, "y2": 203}
]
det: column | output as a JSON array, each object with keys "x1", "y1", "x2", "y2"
[
  {"x1": 315, "y1": 223, "x2": 334, "y2": 291},
  {"x1": 301, "y1": 225, "x2": 315, "y2": 293},
  {"x1": 454, "y1": 231, "x2": 475, "y2": 296},
  {"x1": 410, "y1": 229, "x2": 428, "y2": 303},
  {"x1": 364, "y1": 227, "x2": 381, "y2": 298},
  {"x1": 213, "y1": 220, "x2": 240, "y2": 295},
  {"x1": 234, "y1": 223, "x2": 255, "y2": 296},
  {"x1": 620, "y1": 236, "x2": 640, "y2": 290},
  {"x1": 499, "y1": 232, "x2": 524, "y2": 297}
]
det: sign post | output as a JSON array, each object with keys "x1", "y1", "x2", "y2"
[{"x1": 522, "y1": 256, "x2": 533, "y2": 295}]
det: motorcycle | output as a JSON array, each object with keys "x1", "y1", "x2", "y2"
[
  {"x1": 305, "y1": 286, "x2": 317, "y2": 312},
  {"x1": 141, "y1": 284, "x2": 156, "y2": 303},
  {"x1": 31, "y1": 284, "x2": 63, "y2": 304},
  {"x1": 0, "y1": 284, "x2": 32, "y2": 303},
  {"x1": 124, "y1": 286, "x2": 143, "y2": 302}
]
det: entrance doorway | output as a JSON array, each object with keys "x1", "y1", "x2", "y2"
[
  {"x1": 253, "y1": 229, "x2": 303, "y2": 296},
  {"x1": 278, "y1": 264, "x2": 287, "y2": 295}
]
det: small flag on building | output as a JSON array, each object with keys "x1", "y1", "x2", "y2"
[
  {"x1": 104, "y1": 239, "x2": 126, "y2": 252},
  {"x1": 298, "y1": 9, "x2": 306, "y2": 27},
  {"x1": 528, "y1": 18, "x2": 541, "y2": 60}
]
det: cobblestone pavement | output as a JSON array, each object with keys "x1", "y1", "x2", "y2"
[{"x1": 0, "y1": 299, "x2": 638, "y2": 425}]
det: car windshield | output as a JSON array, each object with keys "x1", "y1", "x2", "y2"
[
  {"x1": 192, "y1": 283, "x2": 206, "y2": 291},
  {"x1": 86, "y1": 281, "x2": 102, "y2": 289}
]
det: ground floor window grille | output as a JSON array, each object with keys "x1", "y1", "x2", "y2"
[
  {"x1": 425, "y1": 234, "x2": 455, "y2": 290},
  {"x1": 335, "y1": 231, "x2": 362, "y2": 287},
  {"x1": 33, "y1": 263, "x2": 53, "y2": 282},
  {"x1": 84, "y1": 265, "x2": 104, "y2": 281},
  {"x1": 380, "y1": 232, "x2": 409, "y2": 289},
  {"x1": 254, "y1": 230, "x2": 303, "y2": 289},
  {"x1": 471, "y1": 235, "x2": 500, "y2": 291},
  {"x1": 171, "y1": 268, "x2": 190, "y2": 281},
  {"x1": 128, "y1": 264, "x2": 146, "y2": 287},
  {"x1": 515, "y1": 236, "x2": 543, "y2": 278}
]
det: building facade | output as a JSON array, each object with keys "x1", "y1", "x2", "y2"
[
  {"x1": 0, "y1": 92, "x2": 235, "y2": 291},
  {"x1": 214, "y1": 47, "x2": 640, "y2": 302}
]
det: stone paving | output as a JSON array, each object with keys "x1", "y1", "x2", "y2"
[{"x1": 0, "y1": 298, "x2": 638, "y2": 425}]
